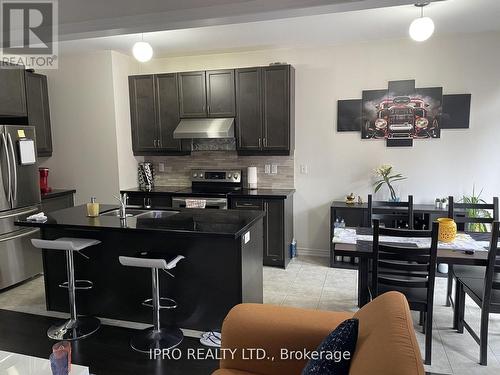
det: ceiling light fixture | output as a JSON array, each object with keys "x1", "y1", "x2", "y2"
[
  {"x1": 132, "y1": 34, "x2": 153, "y2": 62},
  {"x1": 409, "y1": 3, "x2": 435, "y2": 42}
]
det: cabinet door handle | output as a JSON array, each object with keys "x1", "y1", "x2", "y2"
[
  {"x1": 158, "y1": 139, "x2": 161, "y2": 148},
  {"x1": 207, "y1": 104, "x2": 210, "y2": 114},
  {"x1": 153, "y1": 140, "x2": 157, "y2": 147},
  {"x1": 263, "y1": 138, "x2": 267, "y2": 147},
  {"x1": 258, "y1": 138, "x2": 261, "y2": 148}
]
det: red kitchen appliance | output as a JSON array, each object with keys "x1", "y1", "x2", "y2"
[{"x1": 39, "y1": 167, "x2": 51, "y2": 194}]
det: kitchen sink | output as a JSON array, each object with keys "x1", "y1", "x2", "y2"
[
  {"x1": 135, "y1": 210, "x2": 180, "y2": 219},
  {"x1": 100, "y1": 208, "x2": 148, "y2": 217}
]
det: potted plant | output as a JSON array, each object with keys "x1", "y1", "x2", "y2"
[
  {"x1": 461, "y1": 186, "x2": 492, "y2": 232},
  {"x1": 373, "y1": 164, "x2": 407, "y2": 202}
]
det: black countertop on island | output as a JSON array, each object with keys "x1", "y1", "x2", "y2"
[{"x1": 16, "y1": 204, "x2": 265, "y2": 238}]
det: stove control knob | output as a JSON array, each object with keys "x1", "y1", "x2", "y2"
[
  {"x1": 233, "y1": 173, "x2": 239, "y2": 179},
  {"x1": 193, "y1": 173, "x2": 198, "y2": 178},
  {"x1": 227, "y1": 173, "x2": 232, "y2": 178}
]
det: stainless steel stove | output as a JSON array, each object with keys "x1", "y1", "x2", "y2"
[{"x1": 172, "y1": 169, "x2": 242, "y2": 209}]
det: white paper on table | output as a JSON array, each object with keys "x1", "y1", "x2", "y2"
[{"x1": 19, "y1": 139, "x2": 36, "y2": 165}]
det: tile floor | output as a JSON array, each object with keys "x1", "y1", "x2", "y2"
[{"x1": 1, "y1": 255, "x2": 500, "y2": 374}]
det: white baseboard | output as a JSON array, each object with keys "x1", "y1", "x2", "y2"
[{"x1": 296, "y1": 247, "x2": 329, "y2": 258}]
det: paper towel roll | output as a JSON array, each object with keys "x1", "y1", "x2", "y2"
[{"x1": 247, "y1": 167, "x2": 257, "y2": 190}]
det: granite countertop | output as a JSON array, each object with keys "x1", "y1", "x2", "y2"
[
  {"x1": 229, "y1": 188, "x2": 295, "y2": 199},
  {"x1": 15, "y1": 204, "x2": 265, "y2": 238},
  {"x1": 121, "y1": 186, "x2": 295, "y2": 199},
  {"x1": 120, "y1": 186, "x2": 188, "y2": 194},
  {"x1": 41, "y1": 189, "x2": 76, "y2": 200}
]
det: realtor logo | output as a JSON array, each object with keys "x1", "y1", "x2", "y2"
[{"x1": 1, "y1": 0, "x2": 58, "y2": 68}]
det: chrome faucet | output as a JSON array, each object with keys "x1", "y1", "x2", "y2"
[{"x1": 113, "y1": 193, "x2": 128, "y2": 220}]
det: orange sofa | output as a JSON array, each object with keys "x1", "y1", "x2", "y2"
[{"x1": 212, "y1": 291, "x2": 424, "y2": 375}]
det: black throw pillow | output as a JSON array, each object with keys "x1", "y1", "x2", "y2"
[{"x1": 301, "y1": 318, "x2": 359, "y2": 375}]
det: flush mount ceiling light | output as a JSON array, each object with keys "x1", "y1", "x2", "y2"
[
  {"x1": 409, "y1": 3, "x2": 435, "y2": 42},
  {"x1": 132, "y1": 34, "x2": 153, "y2": 62}
]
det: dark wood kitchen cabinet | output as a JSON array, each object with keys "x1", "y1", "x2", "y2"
[
  {"x1": 235, "y1": 64, "x2": 294, "y2": 155},
  {"x1": 129, "y1": 74, "x2": 188, "y2": 155},
  {"x1": 0, "y1": 63, "x2": 27, "y2": 117},
  {"x1": 235, "y1": 67, "x2": 262, "y2": 152},
  {"x1": 25, "y1": 72, "x2": 53, "y2": 156},
  {"x1": 178, "y1": 69, "x2": 235, "y2": 118},
  {"x1": 178, "y1": 71, "x2": 207, "y2": 118},
  {"x1": 231, "y1": 196, "x2": 293, "y2": 268},
  {"x1": 206, "y1": 69, "x2": 235, "y2": 117}
]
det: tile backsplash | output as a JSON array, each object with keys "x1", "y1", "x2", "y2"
[{"x1": 147, "y1": 151, "x2": 294, "y2": 189}]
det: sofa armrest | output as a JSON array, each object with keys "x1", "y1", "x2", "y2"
[{"x1": 218, "y1": 303, "x2": 353, "y2": 375}]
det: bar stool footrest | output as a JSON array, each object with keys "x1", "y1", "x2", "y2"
[
  {"x1": 58, "y1": 280, "x2": 94, "y2": 290},
  {"x1": 142, "y1": 297, "x2": 177, "y2": 310}
]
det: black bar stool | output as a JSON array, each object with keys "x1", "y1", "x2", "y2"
[
  {"x1": 31, "y1": 237, "x2": 101, "y2": 340},
  {"x1": 119, "y1": 254, "x2": 185, "y2": 353}
]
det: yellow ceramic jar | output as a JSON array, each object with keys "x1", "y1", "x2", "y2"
[{"x1": 437, "y1": 218, "x2": 457, "y2": 243}]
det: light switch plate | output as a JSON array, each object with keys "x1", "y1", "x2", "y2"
[
  {"x1": 264, "y1": 164, "x2": 271, "y2": 174},
  {"x1": 271, "y1": 164, "x2": 278, "y2": 174},
  {"x1": 158, "y1": 163, "x2": 165, "y2": 172},
  {"x1": 244, "y1": 231, "x2": 250, "y2": 244},
  {"x1": 300, "y1": 164, "x2": 308, "y2": 174}
]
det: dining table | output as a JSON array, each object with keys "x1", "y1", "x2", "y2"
[{"x1": 332, "y1": 227, "x2": 491, "y2": 308}]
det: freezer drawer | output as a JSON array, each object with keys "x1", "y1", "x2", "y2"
[{"x1": 0, "y1": 227, "x2": 42, "y2": 290}]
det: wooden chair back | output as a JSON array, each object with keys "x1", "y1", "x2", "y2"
[
  {"x1": 368, "y1": 194, "x2": 414, "y2": 229},
  {"x1": 371, "y1": 219, "x2": 439, "y2": 310}
]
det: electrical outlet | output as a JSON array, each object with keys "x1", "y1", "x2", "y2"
[
  {"x1": 300, "y1": 164, "x2": 308, "y2": 174},
  {"x1": 271, "y1": 164, "x2": 278, "y2": 174},
  {"x1": 158, "y1": 163, "x2": 165, "y2": 172},
  {"x1": 264, "y1": 164, "x2": 271, "y2": 174}
]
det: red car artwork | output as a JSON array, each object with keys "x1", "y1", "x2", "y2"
[{"x1": 364, "y1": 96, "x2": 439, "y2": 139}]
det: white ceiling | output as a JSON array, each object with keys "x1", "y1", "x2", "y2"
[{"x1": 59, "y1": 0, "x2": 500, "y2": 58}]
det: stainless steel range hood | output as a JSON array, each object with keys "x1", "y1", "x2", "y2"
[{"x1": 173, "y1": 118, "x2": 234, "y2": 139}]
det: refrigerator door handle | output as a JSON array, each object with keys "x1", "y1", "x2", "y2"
[
  {"x1": 7, "y1": 133, "x2": 17, "y2": 201},
  {"x1": 1, "y1": 133, "x2": 11, "y2": 204},
  {"x1": 0, "y1": 206, "x2": 39, "y2": 219},
  {"x1": 0, "y1": 228, "x2": 40, "y2": 243}
]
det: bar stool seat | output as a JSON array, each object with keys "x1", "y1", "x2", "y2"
[
  {"x1": 31, "y1": 237, "x2": 101, "y2": 341},
  {"x1": 119, "y1": 253, "x2": 185, "y2": 353}
]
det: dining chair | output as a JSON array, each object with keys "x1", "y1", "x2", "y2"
[
  {"x1": 454, "y1": 221, "x2": 500, "y2": 366},
  {"x1": 367, "y1": 194, "x2": 414, "y2": 229},
  {"x1": 445, "y1": 196, "x2": 499, "y2": 308},
  {"x1": 370, "y1": 219, "x2": 439, "y2": 365}
]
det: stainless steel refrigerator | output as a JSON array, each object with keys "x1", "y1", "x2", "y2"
[{"x1": 0, "y1": 125, "x2": 42, "y2": 290}]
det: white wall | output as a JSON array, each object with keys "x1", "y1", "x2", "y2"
[
  {"x1": 139, "y1": 31, "x2": 500, "y2": 254},
  {"x1": 110, "y1": 51, "x2": 144, "y2": 189}
]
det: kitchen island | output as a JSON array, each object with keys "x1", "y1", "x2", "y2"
[{"x1": 16, "y1": 205, "x2": 264, "y2": 332}]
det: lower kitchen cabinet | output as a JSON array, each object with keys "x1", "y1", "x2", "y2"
[{"x1": 231, "y1": 196, "x2": 293, "y2": 268}]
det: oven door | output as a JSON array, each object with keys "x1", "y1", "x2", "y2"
[{"x1": 172, "y1": 197, "x2": 228, "y2": 209}]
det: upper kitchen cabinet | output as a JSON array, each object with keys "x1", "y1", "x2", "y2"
[
  {"x1": 156, "y1": 73, "x2": 183, "y2": 152},
  {"x1": 178, "y1": 69, "x2": 236, "y2": 118},
  {"x1": 25, "y1": 72, "x2": 53, "y2": 156},
  {"x1": 129, "y1": 75, "x2": 158, "y2": 154},
  {"x1": 262, "y1": 65, "x2": 293, "y2": 152},
  {"x1": 236, "y1": 64, "x2": 295, "y2": 156},
  {"x1": 206, "y1": 69, "x2": 235, "y2": 117},
  {"x1": 235, "y1": 67, "x2": 262, "y2": 152},
  {"x1": 178, "y1": 71, "x2": 207, "y2": 118},
  {"x1": 129, "y1": 74, "x2": 188, "y2": 155},
  {"x1": 0, "y1": 63, "x2": 27, "y2": 117}
]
